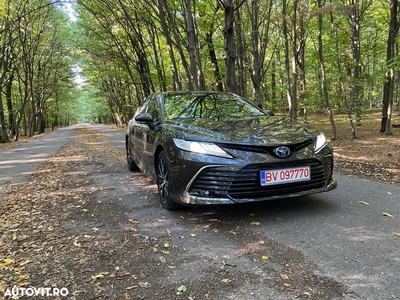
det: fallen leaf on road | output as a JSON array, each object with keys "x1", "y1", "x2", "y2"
[
  {"x1": 250, "y1": 221, "x2": 260, "y2": 226},
  {"x1": 394, "y1": 233, "x2": 400, "y2": 237},
  {"x1": 177, "y1": 285, "x2": 187, "y2": 292},
  {"x1": 139, "y1": 282, "x2": 150, "y2": 288},
  {"x1": 221, "y1": 279, "x2": 232, "y2": 284},
  {"x1": 357, "y1": 200, "x2": 369, "y2": 206},
  {"x1": 382, "y1": 212, "x2": 394, "y2": 218},
  {"x1": 0, "y1": 258, "x2": 13, "y2": 267},
  {"x1": 262, "y1": 255, "x2": 269, "y2": 260},
  {"x1": 91, "y1": 272, "x2": 109, "y2": 280},
  {"x1": 17, "y1": 274, "x2": 29, "y2": 282}
]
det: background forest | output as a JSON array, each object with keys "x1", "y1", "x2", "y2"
[{"x1": 0, "y1": 0, "x2": 399, "y2": 144}]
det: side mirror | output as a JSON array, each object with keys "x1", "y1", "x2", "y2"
[
  {"x1": 134, "y1": 113, "x2": 161, "y2": 132},
  {"x1": 263, "y1": 110, "x2": 275, "y2": 116},
  {"x1": 135, "y1": 113, "x2": 153, "y2": 123}
]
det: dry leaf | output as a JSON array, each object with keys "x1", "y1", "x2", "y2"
[
  {"x1": 91, "y1": 272, "x2": 109, "y2": 280},
  {"x1": 382, "y1": 212, "x2": 394, "y2": 218},
  {"x1": 139, "y1": 282, "x2": 150, "y2": 288},
  {"x1": 394, "y1": 233, "x2": 400, "y2": 237},
  {"x1": 262, "y1": 255, "x2": 269, "y2": 260},
  {"x1": 250, "y1": 221, "x2": 260, "y2": 226},
  {"x1": 221, "y1": 279, "x2": 231, "y2": 284},
  {"x1": 0, "y1": 258, "x2": 13, "y2": 267},
  {"x1": 73, "y1": 238, "x2": 82, "y2": 247},
  {"x1": 17, "y1": 274, "x2": 29, "y2": 282},
  {"x1": 357, "y1": 201, "x2": 369, "y2": 206}
]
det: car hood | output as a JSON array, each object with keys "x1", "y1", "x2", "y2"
[{"x1": 164, "y1": 116, "x2": 319, "y2": 146}]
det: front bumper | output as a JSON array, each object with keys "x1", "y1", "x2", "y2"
[
  {"x1": 180, "y1": 175, "x2": 337, "y2": 205},
  {"x1": 170, "y1": 146, "x2": 337, "y2": 206}
]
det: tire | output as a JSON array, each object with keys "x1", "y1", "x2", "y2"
[
  {"x1": 126, "y1": 138, "x2": 140, "y2": 172},
  {"x1": 156, "y1": 151, "x2": 181, "y2": 210}
]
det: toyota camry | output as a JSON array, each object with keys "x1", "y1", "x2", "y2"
[{"x1": 126, "y1": 91, "x2": 337, "y2": 210}]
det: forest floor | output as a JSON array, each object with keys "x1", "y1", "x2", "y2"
[{"x1": 308, "y1": 110, "x2": 400, "y2": 187}]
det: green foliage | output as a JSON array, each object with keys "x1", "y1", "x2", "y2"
[{"x1": 1, "y1": 0, "x2": 395, "y2": 132}]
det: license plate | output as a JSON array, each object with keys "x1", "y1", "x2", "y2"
[{"x1": 260, "y1": 166, "x2": 310, "y2": 186}]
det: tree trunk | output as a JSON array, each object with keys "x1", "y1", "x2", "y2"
[
  {"x1": 5, "y1": 75, "x2": 16, "y2": 137},
  {"x1": 348, "y1": 0, "x2": 363, "y2": 126},
  {"x1": 157, "y1": 0, "x2": 182, "y2": 91},
  {"x1": 318, "y1": 0, "x2": 336, "y2": 140},
  {"x1": 223, "y1": 0, "x2": 238, "y2": 94},
  {"x1": 186, "y1": 0, "x2": 199, "y2": 90},
  {"x1": 381, "y1": 0, "x2": 399, "y2": 134},
  {"x1": 235, "y1": 9, "x2": 247, "y2": 97},
  {"x1": 206, "y1": 32, "x2": 224, "y2": 91},
  {"x1": 282, "y1": 0, "x2": 293, "y2": 119},
  {"x1": 297, "y1": 2, "x2": 307, "y2": 122},
  {"x1": 331, "y1": 0, "x2": 356, "y2": 138},
  {"x1": 0, "y1": 92, "x2": 10, "y2": 143},
  {"x1": 290, "y1": 0, "x2": 298, "y2": 121}
]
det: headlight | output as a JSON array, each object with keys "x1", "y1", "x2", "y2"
[
  {"x1": 173, "y1": 138, "x2": 232, "y2": 158},
  {"x1": 314, "y1": 133, "x2": 326, "y2": 153}
]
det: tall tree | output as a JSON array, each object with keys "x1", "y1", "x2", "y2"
[
  {"x1": 246, "y1": 0, "x2": 273, "y2": 108},
  {"x1": 318, "y1": 0, "x2": 337, "y2": 140},
  {"x1": 219, "y1": 0, "x2": 246, "y2": 94},
  {"x1": 381, "y1": 0, "x2": 400, "y2": 134}
]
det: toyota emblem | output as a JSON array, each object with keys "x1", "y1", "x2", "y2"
[{"x1": 273, "y1": 146, "x2": 291, "y2": 158}]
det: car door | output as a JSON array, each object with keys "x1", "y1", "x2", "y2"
[
  {"x1": 141, "y1": 95, "x2": 161, "y2": 177},
  {"x1": 129, "y1": 98, "x2": 150, "y2": 169}
]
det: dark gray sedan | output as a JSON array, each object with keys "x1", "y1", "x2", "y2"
[{"x1": 126, "y1": 91, "x2": 337, "y2": 210}]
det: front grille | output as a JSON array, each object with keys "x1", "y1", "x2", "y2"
[
  {"x1": 228, "y1": 159, "x2": 326, "y2": 199},
  {"x1": 220, "y1": 139, "x2": 314, "y2": 159},
  {"x1": 188, "y1": 158, "x2": 331, "y2": 200}
]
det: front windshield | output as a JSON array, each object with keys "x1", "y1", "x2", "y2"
[{"x1": 163, "y1": 92, "x2": 265, "y2": 121}]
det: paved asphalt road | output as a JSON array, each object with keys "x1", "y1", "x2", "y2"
[{"x1": 0, "y1": 124, "x2": 399, "y2": 299}]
